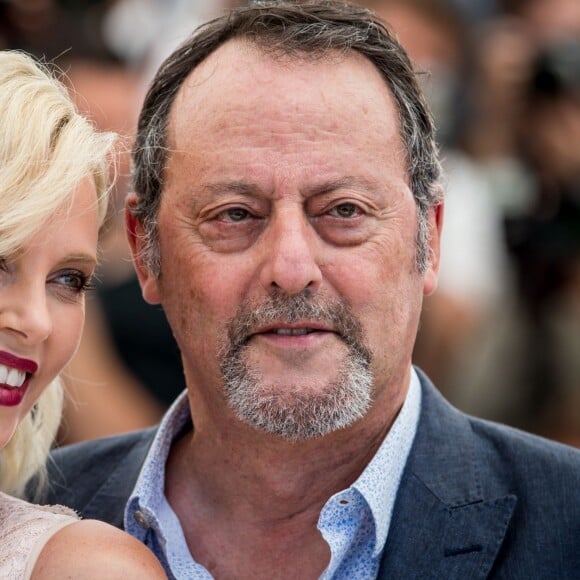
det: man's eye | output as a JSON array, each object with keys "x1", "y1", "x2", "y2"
[
  {"x1": 329, "y1": 203, "x2": 360, "y2": 218},
  {"x1": 221, "y1": 208, "x2": 251, "y2": 222}
]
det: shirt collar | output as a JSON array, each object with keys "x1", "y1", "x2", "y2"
[
  {"x1": 125, "y1": 389, "x2": 190, "y2": 537},
  {"x1": 125, "y1": 367, "x2": 421, "y2": 559},
  {"x1": 351, "y1": 367, "x2": 422, "y2": 557}
]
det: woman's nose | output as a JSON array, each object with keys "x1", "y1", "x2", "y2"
[{"x1": 0, "y1": 282, "x2": 52, "y2": 345}]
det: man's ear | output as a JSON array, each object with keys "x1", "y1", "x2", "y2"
[
  {"x1": 125, "y1": 193, "x2": 161, "y2": 305},
  {"x1": 423, "y1": 199, "x2": 444, "y2": 297}
]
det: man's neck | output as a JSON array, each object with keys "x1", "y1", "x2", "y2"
[
  {"x1": 164, "y1": 374, "x2": 409, "y2": 578},
  {"x1": 166, "y1": 417, "x2": 391, "y2": 578}
]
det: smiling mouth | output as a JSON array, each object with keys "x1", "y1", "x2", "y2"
[
  {"x1": 0, "y1": 365, "x2": 28, "y2": 388},
  {"x1": 269, "y1": 328, "x2": 322, "y2": 336}
]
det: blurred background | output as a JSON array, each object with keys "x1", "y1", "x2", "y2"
[{"x1": 2, "y1": 0, "x2": 578, "y2": 447}]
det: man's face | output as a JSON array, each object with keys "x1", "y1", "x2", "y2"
[{"x1": 130, "y1": 42, "x2": 441, "y2": 439}]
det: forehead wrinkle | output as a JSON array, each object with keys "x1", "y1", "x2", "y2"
[
  {"x1": 169, "y1": 43, "x2": 398, "y2": 145},
  {"x1": 165, "y1": 40, "x2": 411, "y2": 208}
]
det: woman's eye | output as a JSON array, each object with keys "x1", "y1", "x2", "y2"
[
  {"x1": 51, "y1": 270, "x2": 93, "y2": 294},
  {"x1": 329, "y1": 203, "x2": 360, "y2": 218}
]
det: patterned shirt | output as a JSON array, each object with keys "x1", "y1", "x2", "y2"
[{"x1": 125, "y1": 369, "x2": 421, "y2": 579}]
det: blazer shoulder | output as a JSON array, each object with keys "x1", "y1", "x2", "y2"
[
  {"x1": 50, "y1": 428, "x2": 157, "y2": 477},
  {"x1": 388, "y1": 371, "x2": 580, "y2": 578},
  {"x1": 37, "y1": 428, "x2": 157, "y2": 517},
  {"x1": 415, "y1": 367, "x2": 580, "y2": 495},
  {"x1": 468, "y1": 415, "x2": 580, "y2": 487}
]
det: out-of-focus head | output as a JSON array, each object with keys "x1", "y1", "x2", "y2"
[
  {"x1": 131, "y1": 0, "x2": 442, "y2": 278},
  {"x1": 501, "y1": 0, "x2": 580, "y2": 44},
  {"x1": 361, "y1": 0, "x2": 469, "y2": 145},
  {"x1": 519, "y1": 38, "x2": 580, "y2": 181},
  {"x1": 362, "y1": 0, "x2": 466, "y2": 68},
  {"x1": 0, "y1": 50, "x2": 115, "y2": 497}
]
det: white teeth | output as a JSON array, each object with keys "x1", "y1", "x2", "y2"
[
  {"x1": 274, "y1": 328, "x2": 312, "y2": 336},
  {"x1": 0, "y1": 365, "x2": 26, "y2": 388},
  {"x1": 7, "y1": 368, "x2": 25, "y2": 387}
]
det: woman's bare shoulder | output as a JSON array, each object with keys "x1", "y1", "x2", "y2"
[{"x1": 30, "y1": 519, "x2": 167, "y2": 579}]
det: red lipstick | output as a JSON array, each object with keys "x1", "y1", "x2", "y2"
[
  {"x1": 0, "y1": 351, "x2": 37, "y2": 407},
  {"x1": 0, "y1": 351, "x2": 38, "y2": 374}
]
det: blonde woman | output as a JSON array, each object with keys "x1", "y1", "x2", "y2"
[{"x1": 0, "y1": 51, "x2": 166, "y2": 579}]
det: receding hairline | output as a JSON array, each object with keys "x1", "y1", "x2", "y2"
[
  {"x1": 165, "y1": 37, "x2": 400, "y2": 151},
  {"x1": 130, "y1": 2, "x2": 441, "y2": 279}
]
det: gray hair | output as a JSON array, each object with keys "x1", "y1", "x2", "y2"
[{"x1": 131, "y1": 0, "x2": 442, "y2": 276}]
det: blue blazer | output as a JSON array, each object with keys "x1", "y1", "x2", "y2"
[{"x1": 43, "y1": 370, "x2": 580, "y2": 578}]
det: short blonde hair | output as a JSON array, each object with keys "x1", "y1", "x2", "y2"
[{"x1": 0, "y1": 51, "x2": 116, "y2": 498}]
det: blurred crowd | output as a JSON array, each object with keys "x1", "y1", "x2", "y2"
[{"x1": 2, "y1": 0, "x2": 579, "y2": 446}]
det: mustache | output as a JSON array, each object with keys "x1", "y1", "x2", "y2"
[{"x1": 224, "y1": 290, "x2": 371, "y2": 358}]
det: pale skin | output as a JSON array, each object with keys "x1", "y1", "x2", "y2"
[
  {"x1": 31, "y1": 520, "x2": 166, "y2": 579},
  {"x1": 0, "y1": 178, "x2": 165, "y2": 578},
  {"x1": 128, "y1": 41, "x2": 443, "y2": 579},
  {"x1": 0, "y1": 178, "x2": 99, "y2": 448}
]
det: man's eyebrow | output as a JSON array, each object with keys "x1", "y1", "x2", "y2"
[
  {"x1": 189, "y1": 181, "x2": 262, "y2": 211},
  {"x1": 303, "y1": 176, "x2": 382, "y2": 197},
  {"x1": 195, "y1": 176, "x2": 382, "y2": 201},
  {"x1": 202, "y1": 181, "x2": 263, "y2": 197}
]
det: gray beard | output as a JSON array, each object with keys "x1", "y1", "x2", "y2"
[{"x1": 219, "y1": 292, "x2": 373, "y2": 441}]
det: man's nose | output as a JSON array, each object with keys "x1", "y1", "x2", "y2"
[
  {"x1": 259, "y1": 209, "x2": 323, "y2": 296},
  {"x1": 0, "y1": 283, "x2": 52, "y2": 345}
]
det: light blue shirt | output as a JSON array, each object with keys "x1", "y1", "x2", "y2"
[{"x1": 125, "y1": 369, "x2": 422, "y2": 579}]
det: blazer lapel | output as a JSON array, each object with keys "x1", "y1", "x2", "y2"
[
  {"x1": 81, "y1": 429, "x2": 156, "y2": 528},
  {"x1": 378, "y1": 372, "x2": 517, "y2": 579}
]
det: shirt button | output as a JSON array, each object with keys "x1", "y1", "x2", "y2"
[{"x1": 134, "y1": 510, "x2": 150, "y2": 529}]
